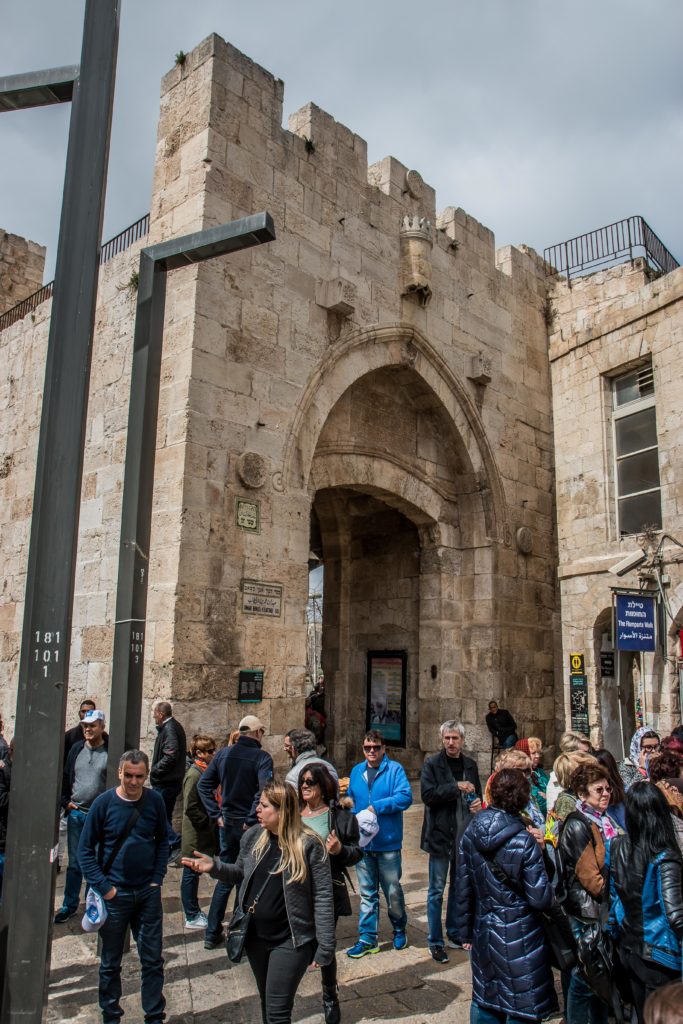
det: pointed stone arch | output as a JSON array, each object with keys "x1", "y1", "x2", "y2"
[{"x1": 276, "y1": 322, "x2": 510, "y2": 547}]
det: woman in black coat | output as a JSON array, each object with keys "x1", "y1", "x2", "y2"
[
  {"x1": 298, "y1": 763, "x2": 362, "y2": 1024},
  {"x1": 456, "y1": 767, "x2": 557, "y2": 1024}
]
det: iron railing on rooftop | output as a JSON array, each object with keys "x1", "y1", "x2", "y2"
[
  {"x1": 544, "y1": 215, "x2": 679, "y2": 284},
  {"x1": 0, "y1": 212, "x2": 150, "y2": 333}
]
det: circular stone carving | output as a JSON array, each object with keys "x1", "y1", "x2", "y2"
[
  {"x1": 237, "y1": 452, "x2": 267, "y2": 489},
  {"x1": 405, "y1": 169, "x2": 424, "y2": 200},
  {"x1": 516, "y1": 526, "x2": 533, "y2": 555}
]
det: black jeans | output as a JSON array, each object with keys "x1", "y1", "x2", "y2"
[
  {"x1": 99, "y1": 884, "x2": 164, "y2": 1024},
  {"x1": 245, "y1": 934, "x2": 314, "y2": 1024},
  {"x1": 206, "y1": 821, "x2": 244, "y2": 941},
  {"x1": 154, "y1": 783, "x2": 181, "y2": 847}
]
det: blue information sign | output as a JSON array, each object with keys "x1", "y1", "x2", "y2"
[{"x1": 615, "y1": 594, "x2": 656, "y2": 651}]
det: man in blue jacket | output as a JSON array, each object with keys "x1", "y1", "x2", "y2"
[
  {"x1": 346, "y1": 729, "x2": 413, "y2": 957},
  {"x1": 78, "y1": 749, "x2": 168, "y2": 1024}
]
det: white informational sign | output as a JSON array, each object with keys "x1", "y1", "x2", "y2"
[{"x1": 241, "y1": 580, "x2": 283, "y2": 617}]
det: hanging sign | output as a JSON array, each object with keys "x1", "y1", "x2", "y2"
[{"x1": 615, "y1": 594, "x2": 656, "y2": 651}]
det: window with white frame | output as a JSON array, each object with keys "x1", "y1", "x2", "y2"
[{"x1": 612, "y1": 364, "x2": 662, "y2": 536}]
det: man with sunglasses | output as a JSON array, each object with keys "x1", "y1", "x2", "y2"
[
  {"x1": 54, "y1": 709, "x2": 109, "y2": 923},
  {"x1": 346, "y1": 730, "x2": 412, "y2": 958}
]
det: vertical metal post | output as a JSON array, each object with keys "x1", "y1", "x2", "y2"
[
  {"x1": 107, "y1": 253, "x2": 166, "y2": 782},
  {"x1": 0, "y1": 3, "x2": 119, "y2": 1020},
  {"x1": 106, "y1": 216, "x2": 275, "y2": 786}
]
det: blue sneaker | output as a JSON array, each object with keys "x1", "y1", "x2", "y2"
[
  {"x1": 346, "y1": 940, "x2": 380, "y2": 958},
  {"x1": 393, "y1": 931, "x2": 408, "y2": 951}
]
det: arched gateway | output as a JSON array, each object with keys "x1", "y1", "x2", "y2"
[{"x1": 281, "y1": 325, "x2": 511, "y2": 772}]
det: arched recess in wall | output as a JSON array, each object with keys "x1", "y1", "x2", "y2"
[{"x1": 276, "y1": 323, "x2": 509, "y2": 547}]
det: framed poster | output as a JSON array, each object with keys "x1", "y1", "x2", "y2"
[{"x1": 366, "y1": 651, "x2": 407, "y2": 747}]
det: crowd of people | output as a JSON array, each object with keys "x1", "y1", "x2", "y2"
[{"x1": 6, "y1": 696, "x2": 678, "y2": 1024}]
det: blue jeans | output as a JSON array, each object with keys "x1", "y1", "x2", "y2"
[
  {"x1": 99, "y1": 884, "x2": 164, "y2": 1024},
  {"x1": 500, "y1": 734, "x2": 518, "y2": 749},
  {"x1": 62, "y1": 808, "x2": 88, "y2": 912},
  {"x1": 154, "y1": 785, "x2": 181, "y2": 847},
  {"x1": 470, "y1": 1002, "x2": 536, "y2": 1024},
  {"x1": 427, "y1": 853, "x2": 458, "y2": 946},
  {"x1": 355, "y1": 849, "x2": 407, "y2": 945},
  {"x1": 566, "y1": 968, "x2": 608, "y2": 1024},
  {"x1": 180, "y1": 866, "x2": 200, "y2": 919},
  {"x1": 206, "y1": 821, "x2": 244, "y2": 941}
]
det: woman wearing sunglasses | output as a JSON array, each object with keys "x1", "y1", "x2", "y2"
[
  {"x1": 183, "y1": 781, "x2": 335, "y2": 1024},
  {"x1": 298, "y1": 763, "x2": 362, "y2": 1024},
  {"x1": 558, "y1": 761, "x2": 624, "y2": 1024}
]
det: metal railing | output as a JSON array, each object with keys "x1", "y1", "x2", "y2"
[
  {"x1": 544, "y1": 215, "x2": 679, "y2": 284},
  {"x1": 0, "y1": 212, "x2": 150, "y2": 332}
]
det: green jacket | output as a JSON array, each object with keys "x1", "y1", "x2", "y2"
[{"x1": 181, "y1": 763, "x2": 218, "y2": 859}]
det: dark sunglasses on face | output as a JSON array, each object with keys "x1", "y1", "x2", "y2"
[
  {"x1": 364, "y1": 744, "x2": 382, "y2": 751},
  {"x1": 300, "y1": 777, "x2": 316, "y2": 787}
]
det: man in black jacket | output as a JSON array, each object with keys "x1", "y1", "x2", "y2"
[
  {"x1": 197, "y1": 714, "x2": 273, "y2": 949},
  {"x1": 150, "y1": 701, "x2": 187, "y2": 857},
  {"x1": 421, "y1": 721, "x2": 481, "y2": 963},
  {"x1": 485, "y1": 701, "x2": 518, "y2": 749}
]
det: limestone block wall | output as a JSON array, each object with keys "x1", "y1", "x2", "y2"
[
  {"x1": 0, "y1": 230, "x2": 45, "y2": 317},
  {"x1": 149, "y1": 34, "x2": 558, "y2": 765},
  {"x1": 0, "y1": 33, "x2": 560, "y2": 770},
  {"x1": 549, "y1": 261, "x2": 683, "y2": 744}
]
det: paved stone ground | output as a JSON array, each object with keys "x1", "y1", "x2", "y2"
[{"x1": 48, "y1": 799, "x2": 475, "y2": 1024}]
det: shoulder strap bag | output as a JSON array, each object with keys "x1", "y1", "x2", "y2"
[
  {"x1": 225, "y1": 866, "x2": 275, "y2": 963},
  {"x1": 481, "y1": 841, "x2": 577, "y2": 972},
  {"x1": 83, "y1": 791, "x2": 146, "y2": 933}
]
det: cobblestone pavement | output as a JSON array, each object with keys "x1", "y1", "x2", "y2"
[{"x1": 48, "y1": 798, "x2": 475, "y2": 1024}]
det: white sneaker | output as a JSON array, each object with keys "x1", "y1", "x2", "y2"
[{"x1": 185, "y1": 912, "x2": 208, "y2": 930}]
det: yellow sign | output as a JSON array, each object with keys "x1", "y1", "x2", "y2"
[{"x1": 569, "y1": 652, "x2": 585, "y2": 675}]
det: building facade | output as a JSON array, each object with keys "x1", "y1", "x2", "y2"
[{"x1": 0, "y1": 34, "x2": 679, "y2": 771}]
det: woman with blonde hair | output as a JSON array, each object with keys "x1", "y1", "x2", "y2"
[
  {"x1": 183, "y1": 782, "x2": 335, "y2": 1024},
  {"x1": 486, "y1": 748, "x2": 545, "y2": 830}
]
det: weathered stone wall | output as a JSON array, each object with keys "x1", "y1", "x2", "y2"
[
  {"x1": 0, "y1": 229, "x2": 45, "y2": 317},
  {"x1": 549, "y1": 260, "x2": 683, "y2": 748},
  {"x1": 0, "y1": 33, "x2": 559, "y2": 773}
]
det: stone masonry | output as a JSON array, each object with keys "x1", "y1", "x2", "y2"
[
  {"x1": 11, "y1": 32, "x2": 676, "y2": 774},
  {"x1": 0, "y1": 229, "x2": 45, "y2": 316},
  {"x1": 549, "y1": 258, "x2": 683, "y2": 752}
]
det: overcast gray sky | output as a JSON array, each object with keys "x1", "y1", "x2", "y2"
[{"x1": 2, "y1": 0, "x2": 682, "y2": 282}]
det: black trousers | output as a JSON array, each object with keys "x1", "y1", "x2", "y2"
[
  {"x1": 245, "y1": 934, "x2": 314, "y2": 1024},
  {"x1": 622, "y1": 947, "x2": 678, "y2": 1024}
]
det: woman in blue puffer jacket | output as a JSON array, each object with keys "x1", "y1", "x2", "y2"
[{"x1": 456, "y1": 767, "x2": 558, "y2": 1024}]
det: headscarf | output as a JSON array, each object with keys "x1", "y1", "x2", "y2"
[
  {"x1": 515, "y1": 738, "x2": 531, "y2": 756},
  {"x1": 629, "y1": 725, "x2": 659, "y2": 766}
]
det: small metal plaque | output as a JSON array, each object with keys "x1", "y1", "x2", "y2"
[
  {"x1": 238, "y1": 669, "x2": 264, "y2": 703},
  {"x1": 236, "y1": 498, "x2": 260, "y2": 533},
  {"x1": 241, "y1": 579, "x2": 283, "y2": 617}
]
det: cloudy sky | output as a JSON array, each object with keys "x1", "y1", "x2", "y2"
[{"x1": 1, "y1": 0, "x2": 682, "y2": 282}]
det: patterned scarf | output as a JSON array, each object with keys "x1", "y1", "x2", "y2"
[{"x1": 578, "y1": 799, "x2": 620, "y2": 840}]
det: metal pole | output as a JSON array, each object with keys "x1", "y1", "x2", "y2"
[
  {"x1": 107, "y1": 216, "x2": 275, "y2": 784},
  {"x1": 0, "y1": 2, "x2": 119, "y2": 1019}
]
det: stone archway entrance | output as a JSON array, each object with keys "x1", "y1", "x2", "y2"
[{"x1": 303, "y1": 358, "x2": 495, "y2": 772}]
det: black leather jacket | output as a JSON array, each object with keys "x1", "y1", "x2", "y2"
[
  {"x1": 558, "y1": 811, "x2": 607, "y2": 921},
  {"x1": 150, "y1": 717, "x2": 187, "y2": 787},
  {"x1": 610, "y1": 837, "x2": 683, "y2": 960},
  {"x1": 211, "y1": 825, "x2": 336, "y2": 964},
  {"x1": 329, "y1": 801, "x2": 362, "y2": 917}
]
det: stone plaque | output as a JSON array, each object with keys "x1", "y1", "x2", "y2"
[
  {"x1": 242, "y1": 579, "x2": 283, "y2": 617},
  {"x1": 236, "y1": 498, "x2": 260, "y2": 533}
]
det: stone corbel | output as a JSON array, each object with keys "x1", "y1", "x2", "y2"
[{"x1": 315, "y1": 277, "x2": 356, "y2": 317}]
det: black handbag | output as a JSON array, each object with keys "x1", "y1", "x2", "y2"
[
  {"x1": 482, "y1": 845, "x2": 577, "y2": 972},
  {"x1": 225, "y1": 870, "x2": 274, "y2": 964}
]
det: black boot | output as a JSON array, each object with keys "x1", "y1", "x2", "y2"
[{"x1": 322, "y1": 985, "x2": 340, "y2": 1024}]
